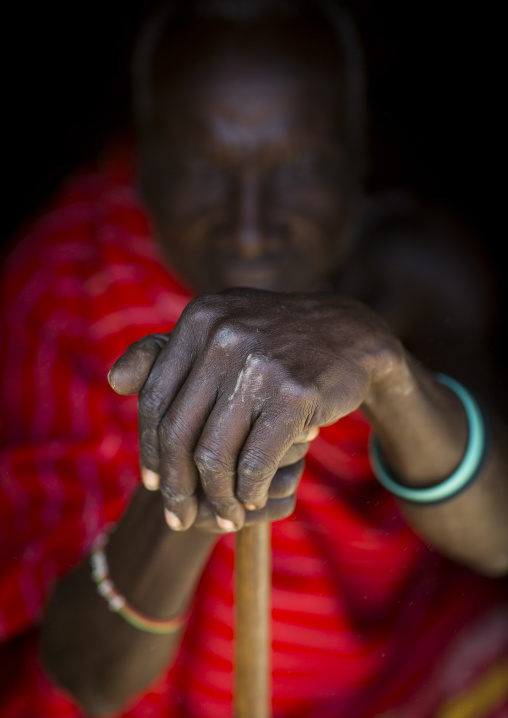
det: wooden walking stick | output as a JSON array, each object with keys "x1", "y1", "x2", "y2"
[{"x1": 234, "y1": 521, "x2": 271, "y2": 718}]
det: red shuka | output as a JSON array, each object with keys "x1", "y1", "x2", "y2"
[{"x1": 1, "y1": 144, "x2": 507, "y2": 718}]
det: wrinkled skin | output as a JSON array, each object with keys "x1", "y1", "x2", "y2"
[{"x1": 110, "y1": 288, "x2": 401, "y2": 532}]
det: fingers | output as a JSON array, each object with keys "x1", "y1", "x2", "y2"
[
  {"x1": 235, "y1": 408, "x2": 310, "y2": 512},
  {"x1": 136, "y1": 297, "x2": 228, "y2": 493},
  {"x1": 139, "y1": 364, "x2": 315, "y2": 531},
  {"x1": 192, "y1": 492, "x2": 297, "y2": 533},
  {"x1": 191, "y1": 396, "x2": 253, "y2": 531},
  {"x1": 268, "y1": 460, "x2": 305, "y2": 499},
  {"x1": 294, "y1": 426, "x2": 320, "y2": 443},
  {"x1": 163, "y1": 378, "x2": 314, "y2": 530},
  {"x1": 156, "y1": 359, "x2": 231, "y2": 531},
  {"x1": 244, "y1": 496, "x2": 297, "y2": 525},
  {"x1": 274, "y1": 427, "x2": 318, "y2": 470},
  {"x1": 158, "y1": 398, "x2": 308, "y2": 532},
  {"x1": 278, "y1": 442, "x2": 310, "y2": 468},
  {"x1": 142, "y1": 468, "x2": 161, "y2": 491},
  {"x1": 108, "y1": 332, "x2": 175, "y2": 494},
  {"x1": 173, "y1": 460, "x2": 305, "y2": 533},
  {"x1": 155, "y1": 413, "x2": 310, "y2": 531},
  {"x1": 108, "y1": 333, "x2": 169, "y2": 396},
  {"x1": 136, "y1": 329, "x2": 198, "y2": 491}
]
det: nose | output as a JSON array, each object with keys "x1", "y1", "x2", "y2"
[{"x1": 233, "y1": 171, "x2": 265, "y2": 260}]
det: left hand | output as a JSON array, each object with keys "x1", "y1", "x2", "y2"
[{"x1": 108, "y1": 288, "x2": 402, "y2": 531}]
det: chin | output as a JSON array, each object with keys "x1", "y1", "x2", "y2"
[
  {"x1": 188, "y1": 258, "x2": 331, "y2": 293},
  {"x1": 205, "y1": 277, "x2": 326, "y2": 294}
]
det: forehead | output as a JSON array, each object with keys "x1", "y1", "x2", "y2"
[{"x1": 148, "y1": 17, "x2": 347, "y2": 156}]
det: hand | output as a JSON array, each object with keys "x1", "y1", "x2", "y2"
[{"x1": 108, "y1": 289, "x2": 402, "y2": 532}]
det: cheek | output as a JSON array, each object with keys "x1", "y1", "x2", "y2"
[
  {"x1": 150, "y1": 219, "x2": 198, "y2": 280},
  {"x1": 277, "y1": 206, "x2": 344, "y2": 266},
  {"x1": 282, "y1": 217, "x2": 332, "y2": 266},
  {"x1": 150, "y1": 188, "x2": 228, "y2": 224},
  {"x1": 274, "y1": 185, "x2": 348, "y2": 244},
  {"x1": 141, "y1": 160, "x2": 231, "y2": 224}
]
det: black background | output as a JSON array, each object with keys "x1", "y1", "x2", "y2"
[{"x1": 3, "y1": 1, "x2": 504, "y2": 357}]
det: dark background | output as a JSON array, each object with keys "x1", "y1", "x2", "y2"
[{"x1": 3, "y1": 1, "x2": 504, "y2": 358}]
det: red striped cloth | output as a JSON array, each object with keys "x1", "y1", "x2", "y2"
[{"x1": 1, "y1": 142, "x2": 507, "y2": 717}]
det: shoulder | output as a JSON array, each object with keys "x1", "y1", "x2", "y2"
[{"x1": 0, "y1": 141, "x2": 150, "y2": 322}]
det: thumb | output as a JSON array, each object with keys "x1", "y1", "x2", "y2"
[{"x1": 108, "y1": 333, "x2": 170, "y2": 395}]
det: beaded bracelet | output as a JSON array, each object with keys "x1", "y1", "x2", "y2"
[
  {"x1": 369, "y1": 374, "x2": 489, "y2": 504},
  {"x1": 90, "y1": 530, "x2": 189, "y2": 635}
]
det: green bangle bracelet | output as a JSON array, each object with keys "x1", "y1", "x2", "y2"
[{"x1": 369, "y1": 374, "x2": 487, "y2": 504}]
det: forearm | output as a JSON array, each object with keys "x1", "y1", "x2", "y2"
[
  {"x1": 40, "y1": 485, "x2": 217, "y2": 716},
  {"x1": 362, "y1": 353, "x2": 508, "y2": 575}
]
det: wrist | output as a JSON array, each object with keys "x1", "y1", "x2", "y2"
[
  {"x1": 369, "y1": 374, "x2": 489, "y2": 503},
  {"x1": 361, "y1": 356, "x2": 470, "y2": 486},
  {"x1": 91, "y1": 531, "x2": 191, "y2": 633},
  {"x1": 361, "y1": 340, "x2": 413, "y2": 414},
  {"x1": 105, "y1": 486, "x2": 218, "y2": 620}
]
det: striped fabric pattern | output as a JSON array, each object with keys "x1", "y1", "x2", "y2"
[{"x1": 0, "y1": 142, "x2": 506, "y2": 717}]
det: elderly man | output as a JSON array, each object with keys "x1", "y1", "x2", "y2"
[{"x1": 1, "y1": 1, "x2": 507, "y2": 717}]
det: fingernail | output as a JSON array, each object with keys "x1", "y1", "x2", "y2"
[
  {"x1": 216, "y1": 516, "x2": 236, "y2": 532},
  {"x1": 244, "y1": 503, "x2": 257, "y2": 511},
  {"x1": 306, "y1": 426, "x2": 320, "y2": 441},
  {"x1": 141, "y1": 468, "x2": 160, "y2": 491},
  {"x1": 164, "y1": 509, "x2": 182, "y2": 530}
]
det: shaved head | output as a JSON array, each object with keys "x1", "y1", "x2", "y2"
[{"x1": 131, "y1": 1, "x2": 367, "y2": 293}]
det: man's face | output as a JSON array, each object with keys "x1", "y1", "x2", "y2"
[{"x1": 140, "y1": 23, "x2": 355, "y2": 293}]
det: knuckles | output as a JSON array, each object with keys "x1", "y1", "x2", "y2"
[
  {"x1": 237, "y1": 449, "x2": 279, "y2": 502},
  {"x1": 182, "y1": 295, "x2": 254, "y2": 357},
  {"x1": 158, "y1": 411, "x2": 195, "y2": 448},
  {"x1": 278, "y1": 377, "x2": 319, "y2": 409},
  {"x1": 137, "y1": 389, "x2": 167, "y2": 424},
  {"x1": 194, "y1": 444, "x2": 236, "y2": 487},
  {"x1": 182, "y1": 293, "x2": 224, "y2": 328},
  {"x1": 210, "y1": 322, "x2": 250, "y2": 353},
  {"x1": 159, "y1": 482, "x2": 187, "y2": 505},
  {"x1": 239, "y1": 448, "x2": 279, "y2": 480}
]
